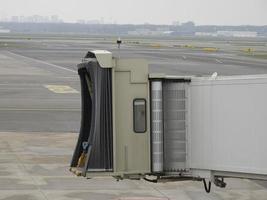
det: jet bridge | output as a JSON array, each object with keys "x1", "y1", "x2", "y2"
[{"x1": 71, "y1": 50, "x2": 267, "y2": 192}]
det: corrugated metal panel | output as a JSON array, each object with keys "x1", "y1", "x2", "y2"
[
  {"x1": 151, "y1": 81, "x2": 164, "y2": 172},
  {"x1": 163, "y1": 82, "x2": 187, "y2": 171}
]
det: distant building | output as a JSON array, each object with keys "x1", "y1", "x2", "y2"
[
  {"x1": 86, "y1": 20, "x2": 101, "y2": 24},
  {"x1": 76, "y1": 20, "x2": 86, "y2": 24},
  {"x1": 76, "y1": 19, "x2": 101, "y2": 24},
  {"x1": 172, "y1": 21, "x2": 180, "y2": 26},
  {"x1": 11, "y1": 16, "x2": 19, "y2": 22},
  {"x1": 128, "y1": 28, "x2": 173, "y2": 36},
  {"x1": 217, "y1": 31, "x2": 258, "y2": 38},
  {"x1": 195, "y1": 32, "x2": 217, "y2": 37},
  {"x1": 7, "y1": 15, "x2": 63, "y2": 23},
  {"x1": 195, "y1": 31, "x2": 258, "y2": 38},
  {"x1": 128, "y1": 28, "x2": 151, "y2": 36},
  {"x1": 181, "y1": 21, "x2": 195, "y2": 28},
  {"x1": 0, "y1": 26, "x2": 10, "y2": 33},
  {"x1": 50, "y1": 15, "x2": 62, "y2": 23},
  {"x1": 156, "y1": 27, "x2": 170, "y2": 32}
]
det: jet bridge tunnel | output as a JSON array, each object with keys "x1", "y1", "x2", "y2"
[{"x1": 71, "y1": 50, "x2": 267, "y2": 192}]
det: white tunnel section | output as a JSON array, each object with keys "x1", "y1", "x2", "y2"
[
  {"x1": 151, "y1": 80, "x2": 188, "y2": 172},
  {"x1": 189, "y1": 77, "x2": 267, "y2": 175}
]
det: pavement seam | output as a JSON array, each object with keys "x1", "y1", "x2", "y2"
[
  {"x1": 6, "y1": 140, "x2": 50, "y2": 200},
  {"x1": 5, "y1": 51, "x2": 76, "y2": 73},
  {"x1": 137, "y1": 180, "x2": 170, "y2": 199}
]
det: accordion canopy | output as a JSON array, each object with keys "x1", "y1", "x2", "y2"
[{"x1": 71, "y1": 57, "x2": 113, "y2": 174}]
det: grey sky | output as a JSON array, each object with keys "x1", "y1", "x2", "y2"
[{"x1": 0, "y1": 0, "x2": 266, "y2": 25}]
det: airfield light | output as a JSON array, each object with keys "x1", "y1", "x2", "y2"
[{"x1": 117, "y1": 37, "x2": 122, "y2": 58}]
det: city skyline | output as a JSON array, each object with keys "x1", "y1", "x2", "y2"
[
  {"x1": 1, "y1": 15, "x2": 63, "y2": 23},
  {"x1": 0, "y1": 0, "x2": 266, "y2": 26},
  {"x1": 1, "y1": 15, "x2": 267, "y2": 27}
]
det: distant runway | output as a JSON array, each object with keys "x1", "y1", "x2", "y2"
[
  {"x1": 9, "y1": 37, "x2": 267, "y2": 76},
  {"x1": 1, "y1": 34, "x2": 267, "y2": 132}
]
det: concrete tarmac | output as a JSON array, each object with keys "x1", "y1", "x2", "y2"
[
  {"x1": 1, "y1": 132, "x2": 267, "y2": 200},
  {"x1": 0, "y1": 50, "x2": 80, "y2": 132}
]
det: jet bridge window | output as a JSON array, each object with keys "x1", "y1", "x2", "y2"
[{"x1": 133, "y1": 99, "x2": 147, "y2": 133}]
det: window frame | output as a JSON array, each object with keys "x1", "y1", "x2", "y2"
[{"x1": 133, "y1": 98, "x2": 147, "y2": 133}]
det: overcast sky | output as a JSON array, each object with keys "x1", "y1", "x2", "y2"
[{"x1": 0, "y1": 0, "x2": 266, "y2": 25}]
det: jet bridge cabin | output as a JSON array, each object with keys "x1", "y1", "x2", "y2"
[{"x1": 71, "y1": 50, "x2": 267, "y2": 192}]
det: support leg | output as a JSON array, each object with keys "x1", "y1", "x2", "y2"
[{"x1": 203, "y1": 179, "x2": 212, "y2": 193}]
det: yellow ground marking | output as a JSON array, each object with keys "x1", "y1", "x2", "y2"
[
  {"x1": 150, "y1": 43, "x2": 162, "y2": 48},
  {"x1": 44, "y1": 85, "x2": 79, "y2": 94},
  {"x1": 242, "y1": 48, "x2": 254, "y2": 53},
  {"x1": 202, "y1": 47, "x2": 218, "y2": 52}
]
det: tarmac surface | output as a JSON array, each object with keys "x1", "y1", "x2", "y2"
[
  {"x1": 0, "y1": 34, "x2": 267, "y2": 132},
  {"x1": 1, "y1": 132, "x2": 267, "y2": 200},
  {"x1": 0, "y1": 49, "x2": 80, "y2": 132},
  {"x1": 0, "y1": 34, "x2": 267, "y2": 199}
]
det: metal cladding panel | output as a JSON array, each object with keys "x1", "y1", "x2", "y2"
[
  {"x1": 114, "y1": 66, "x2": 150, "y2": 173},
  {"x1": 151, "y1": 81, "x2": 164, "y2": 172},
  {"x1": 163, "y1": 82, "x2": 187, "y2": 171},
  {"x1": 190, "y1": 77, "x2": 267, "y2": 175}
]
